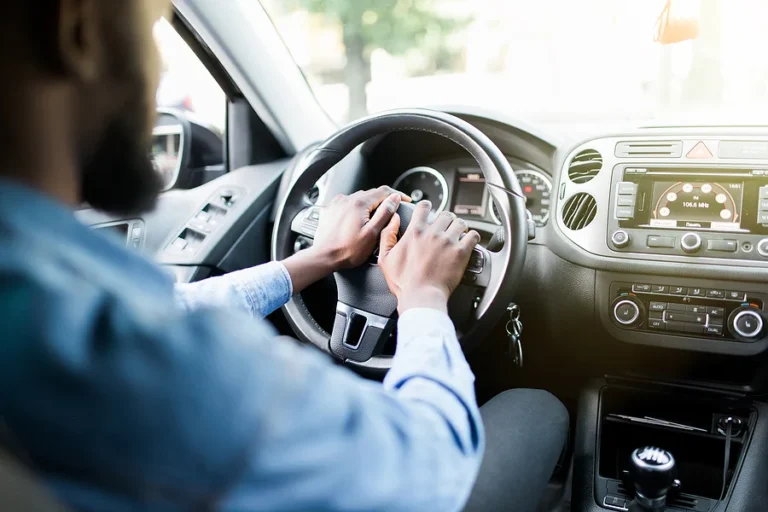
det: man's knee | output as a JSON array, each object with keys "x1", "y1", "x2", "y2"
[{"x1": 481, "y1": 388, "x2": 569, "y2": 440}]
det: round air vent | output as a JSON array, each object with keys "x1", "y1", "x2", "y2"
[
  {"x1": 562, "y1": 192, "x2": 597, "y2": 230},
  {"x1": 568, "y1": 149, "x2": 602, "y2": 184}
]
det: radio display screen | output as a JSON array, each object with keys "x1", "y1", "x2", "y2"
[{"x1": 648, "y1": 180, "x2": 745, "y2": 231}]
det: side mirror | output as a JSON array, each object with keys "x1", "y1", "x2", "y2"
[
  {"x1": 152, "y1": 108, "x2": 224, "y2": 190},
  {"x1": 654, "y1": 0, "x2": 700, "y2": 45}
]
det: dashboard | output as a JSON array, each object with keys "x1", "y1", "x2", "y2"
[{"x1": 389, "y1": 158, "x2": 552, "y2": 227}]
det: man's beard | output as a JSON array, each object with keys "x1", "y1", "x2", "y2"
[{"x1": 80, "y1": 107, "x2": 164, "y2": 216}]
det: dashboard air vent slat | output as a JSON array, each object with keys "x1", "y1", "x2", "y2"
[
  {"x1": 615, "y1": 140, "x2": 683, "y2": 158},
  {"x1": 568, "y1": 149, "x2": 602, "y2": 183},
  {"x1": 562, "y1": 192, "x2": 597, "y2": 230}
]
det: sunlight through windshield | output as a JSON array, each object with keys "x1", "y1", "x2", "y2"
[{"x1": 261, "y1": 0, "x2": 768, "y2": 131}]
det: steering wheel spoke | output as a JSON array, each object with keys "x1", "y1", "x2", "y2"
[
  {"x1": 291, "y1": 205, "x2": 323, "y2": 240},
  {"x1": 329, "y1": 302, "x2": 396, "y2": 363}
]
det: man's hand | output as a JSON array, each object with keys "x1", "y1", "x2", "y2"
[
  {"x1": 282, "y1": 187, "x2": 409, "y2": 294},
  {"x1": 378, "y1": 200, "x2": 481, "y2": 314},
  {"x1": 313, "y1": 187, "x2": 409, "y2": 269}
]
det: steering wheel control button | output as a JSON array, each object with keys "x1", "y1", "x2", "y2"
[
  {"x1": 707, "y1": 239, "x2": 738, "y2": 252},
  {"x1": 467, "y1": 248, "x2": 485, "y2": 274},
  {"x1": 681, "y1": 232, "x2": 702, "y2": 253},
  {"x1": 647, "y1": 235, "x2": 675, "y2": 248},
  {"x1": 732, "y1": 310, "x2": 764, "y2": 339},
  {"x1": 632, "y1": 284, "x2": 652, "y2": 293},
  {"x1": 758, "y1": 238, "x2": 768, "y2": 257},
  {"x1": 611, "y1": 230, "x2": 631, "y2": 248}
]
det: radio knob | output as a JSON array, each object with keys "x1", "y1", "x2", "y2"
[
  {"x1": 681, "y1": 232, "x2": 702, "y2": 253},
  {"x1": 758, "y1": 238, "x2": 768, "y2": 258},
  {"x1": 611, "y1": 230, "x2": 631, "y2": 249},
  {"x1": 611, "y1": 296, "x2": 645, "y2": 328},
  {"x1": 729, "y1": 306, "x2": 765, "y2": 341}
]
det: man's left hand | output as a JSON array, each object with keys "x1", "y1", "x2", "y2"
[
  {"x1": 282, "y1": 187, "x2": 410, "y2": 294},
  {"x1": 313, "y1": 187, "x2": 410, "y2": 269}
]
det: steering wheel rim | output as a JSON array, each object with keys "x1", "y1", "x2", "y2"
[{"x1": 271, "y1": 109, "x2": 527, "y2": 371}]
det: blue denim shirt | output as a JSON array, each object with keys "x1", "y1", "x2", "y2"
[{"x1": 0, "y1": 180, "x2": 483, "y2": 511}]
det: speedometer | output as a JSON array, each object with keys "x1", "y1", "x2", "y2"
[
  {"x1": 491, "y1": 169, "x2": 552, "y2": 226},
  {"x1": 392, "y1": 166, "x2": 448, "y2": 213}
]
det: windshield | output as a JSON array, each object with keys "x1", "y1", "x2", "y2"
[{"x1": 260, "y1": 0, "x2": 768, "y2": 132}]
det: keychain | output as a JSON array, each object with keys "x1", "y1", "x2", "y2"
[{"x1": 505, "y1": 303, "x2": 524, "y2": 368}]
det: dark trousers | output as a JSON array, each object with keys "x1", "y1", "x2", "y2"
[{"x1": 464, "y1": 389, "x2": 570, "y2": 512}]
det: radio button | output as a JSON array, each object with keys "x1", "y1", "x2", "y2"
[
  {"x1": 760, "y1": 186, "x2": 768, "y2": 199},
  {"x1": 758, "y1": 212, "x2": 768, "y2": 224},
  {"x1": 670, "y1": 286, "x2": 687, "y2": 295},
  {"x1": 681, "y1": 232, "x2": 703, "y2": 253},
  {"x1": 650, "y1": 302, "x2": 667, "y2": 312},
  {"x1": 647, "y1": 235, "x2": 675, "y2": 248},
  {"x1": 617, "y1": 196, "x2": 636, "y2": 207},
  {"x1": 759, "y1": 199, "x2": 768, "y2": 210},
  {"x1": 651, "y1": 285, "x2": 668, "y2": 293},
  {"x1": 726, "y1": 290, "x2": 746, "y2": 301},
  {"x1": 707, "y1": 289, "x2": 725, "y2": 299},
  {"x1": 707, "y1": 239, "x2": 738, "y2": 252},
  {"x1": 705, "y1": 325, "x2": 724, "y2": 336},
  {"x1": 611, "y1": 230, "x2": 631, "y2": 248},
  {"x1": 632, "y1": 284, "x2": 652, "y2": 293},
  {"x1": 618, "y1": 182, "x2": 638, "y2": 195},
  {"x1": 689, "y1": 287, "x2": 705, "y2": 297},
  {"x1": 616, "y1": 206, "x2": 635, "y2": 219}
]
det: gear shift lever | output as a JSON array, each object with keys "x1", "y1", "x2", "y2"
[{"x1": 627, "y1": 447, "x2": 677, "y2": 512}]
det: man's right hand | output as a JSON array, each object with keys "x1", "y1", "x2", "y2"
[{"x1": 378, "y1": 200, "x2": 481, "y2": 314}]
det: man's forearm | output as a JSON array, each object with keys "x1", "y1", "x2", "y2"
[{"x1": 280, "y1": 246, "x2": 338, "y2": 295}]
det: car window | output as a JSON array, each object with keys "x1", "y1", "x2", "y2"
[{"x1": 154, "y1": 18, "x2": 226, "y2": 134}]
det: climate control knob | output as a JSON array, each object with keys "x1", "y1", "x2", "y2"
[
  {"x1": 758, "y1": 238, "x2": 768, "y2": 258},
  {"x1": 611, "y1": 296, "x2": 645, "y2": 328},
  {"x1": 681, "y1": 232, "x2": 702, "y2": 253},
  {"x1": 729, "y1": 306, "x2": 765, "y2": 341}
]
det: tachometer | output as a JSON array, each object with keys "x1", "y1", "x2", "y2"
[
  {"x1": 392, "y1": 166, "x2": 448, "y2": 213},
  {"x1": 491, "y1": 169, "x2": 552, "y2": 226}
]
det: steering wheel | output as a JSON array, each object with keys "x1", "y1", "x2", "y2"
[{"x1": 271, "y1": 109, "x2": 527, "y2": 371}]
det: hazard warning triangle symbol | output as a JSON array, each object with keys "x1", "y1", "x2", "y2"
[{"x1": 687, "y1": 141, "x2": 713, "y2": 159}]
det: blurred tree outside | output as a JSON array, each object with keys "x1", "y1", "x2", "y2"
[{"x1": 286, "y1": 0, "x2": 467, "y2": 120}]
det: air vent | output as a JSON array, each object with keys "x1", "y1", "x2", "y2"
[
  {"x1": 562, "y1": 193, "x2": 597, "y2": 230},
  {"x1": 616, "y1": 481, "x2": 700, "y2": 510},
  {"x1": 615, "y1": 140, "x2": 683, "y2": 158},
  {"x1": 568, "y1": 149, "x2": 603, "y2": 183}
]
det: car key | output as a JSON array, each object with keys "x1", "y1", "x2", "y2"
[{"x1": 505, "y1": 303, "x2": 523, "y2": 368}]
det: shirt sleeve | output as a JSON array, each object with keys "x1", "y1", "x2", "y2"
[
  {"x1": 174, "y1": 261, "x2": 293, "y2": 318},
  {"x1": 15, "y1": 276, "x2": 483, "y2": 512}
]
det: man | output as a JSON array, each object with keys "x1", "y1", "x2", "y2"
[{"x1": 0, "y1": 0, "x2": 568, "y2": 511}]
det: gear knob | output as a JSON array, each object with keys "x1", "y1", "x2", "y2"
[{"x1": 628, "y1": 447, "x2": 676, "y2": 511}]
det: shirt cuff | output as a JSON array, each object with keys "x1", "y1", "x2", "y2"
[{"x1": 237, "y1": 261, "x2": 293, "y2": 317}]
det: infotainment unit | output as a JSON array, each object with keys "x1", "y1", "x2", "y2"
[{"x1": 607, "y1": 166, "x2": 768, "y2": 261}]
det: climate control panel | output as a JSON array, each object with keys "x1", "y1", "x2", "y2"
[{"x1": 609, "y1": 281, "x2": 766, "y2": 343}]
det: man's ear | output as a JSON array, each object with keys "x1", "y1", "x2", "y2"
[{"x1": 56, "y1": 0, "x2": 101, "y2": 81}]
